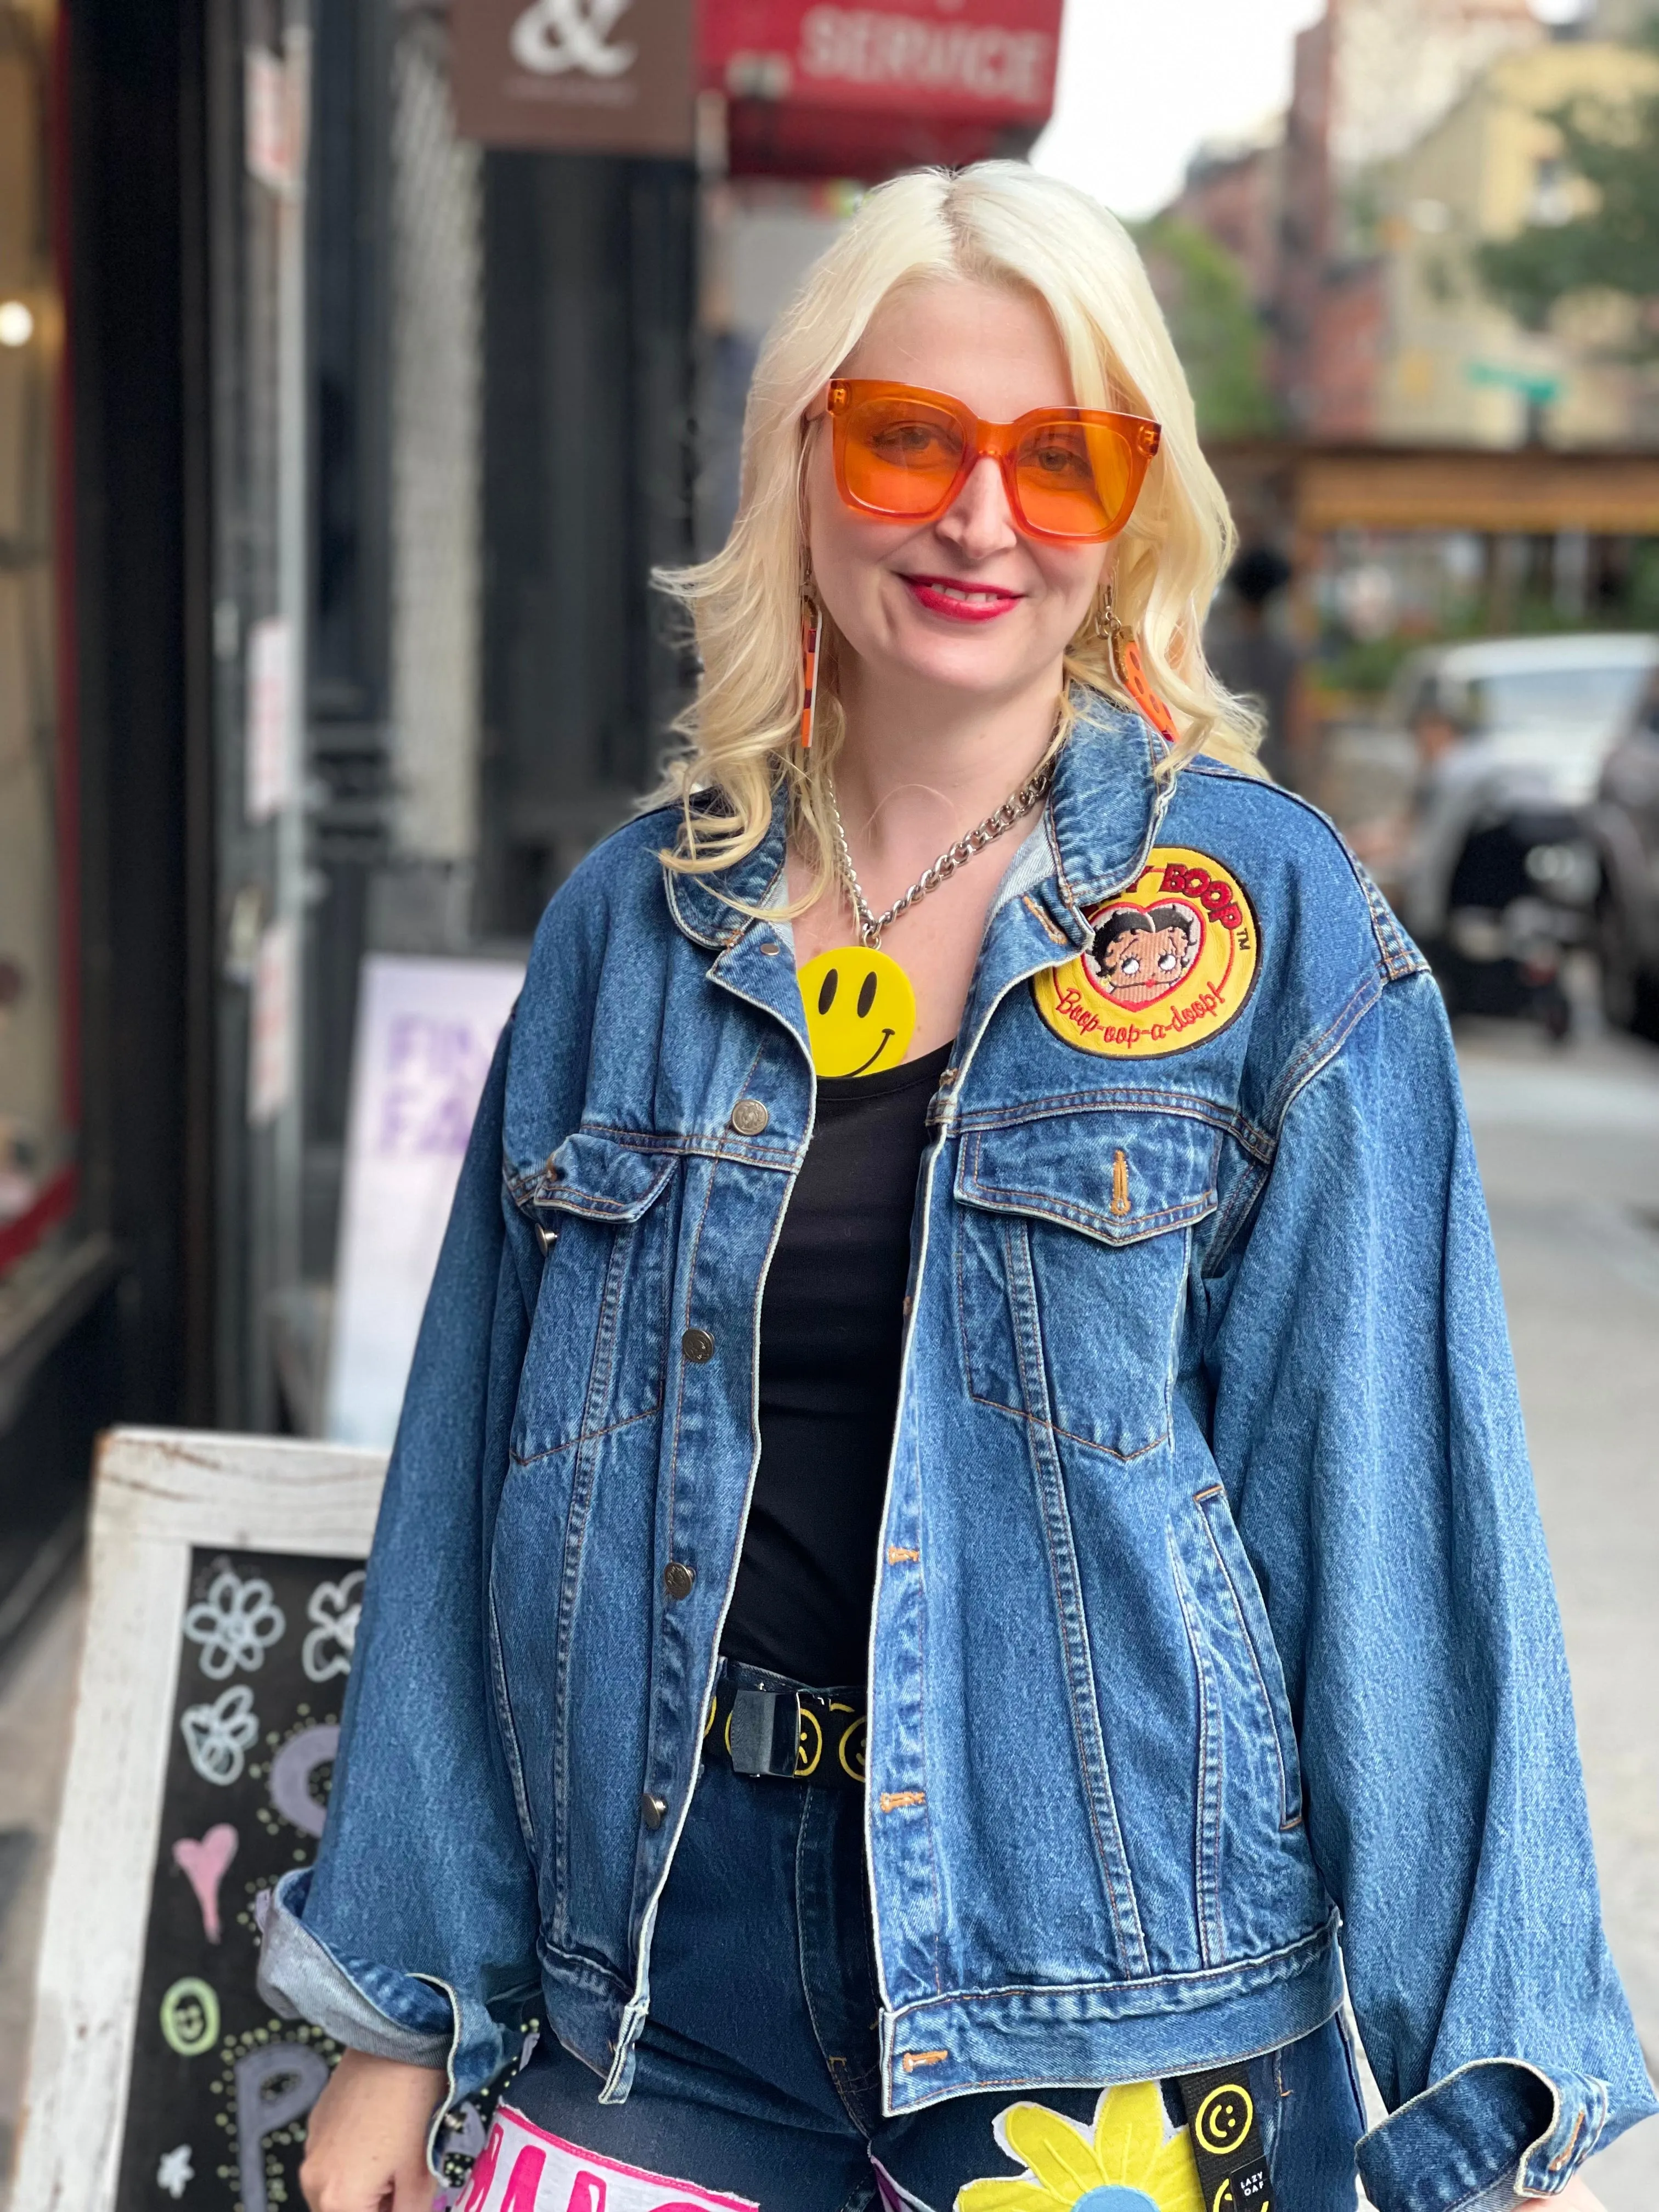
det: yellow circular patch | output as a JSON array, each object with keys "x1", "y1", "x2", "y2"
[
  {"x1": 799, "y1": 945, "x2": 917, "y2": 1077},
  {"x1": 1194, "y1": 2080, "x2": 1254, "y2": 2158},
  {"x1": 1032, "y1": 847, "x2": 1259, "y2": 1058}
]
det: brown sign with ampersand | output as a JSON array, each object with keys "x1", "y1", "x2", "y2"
[{"x1": 452, "y1": 0, "x2": 696, "y2": 155}]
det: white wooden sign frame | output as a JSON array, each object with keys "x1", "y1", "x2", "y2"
[{"x1": 14, "y1": 1426, "x2": 387, "y2": 2211}]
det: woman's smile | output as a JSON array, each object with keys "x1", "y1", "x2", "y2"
[{"x1": 897, "y1": 571, "x2": 1024, "y2": 623}]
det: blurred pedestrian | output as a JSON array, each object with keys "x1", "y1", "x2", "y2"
[
  {"x1": 1206, "y1": 544, "x2": 1300, "y2": 785},
  {"x1": 261, "y1": 166, "x2": 1642, "y2": 2212}
]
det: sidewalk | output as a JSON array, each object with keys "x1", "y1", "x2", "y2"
[
  {"x1": 0, "y1": 1567, "x2": 86, "y2": 2204},
  {"x1": 1458, "y1": 1008, "x2": 1659, "y2": 2208}
]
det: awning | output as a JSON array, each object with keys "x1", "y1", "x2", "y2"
[
  {"x1": 1206, "y1": 441, "x2": 1659, "y2": 538},
  {"x1": 701, "y1": 0, "x2": 1064, "y2": 176}
]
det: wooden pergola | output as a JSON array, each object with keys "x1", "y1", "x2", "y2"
[{"x1": 1205, "y1": 439, "x2": 1659, "y2": 540}]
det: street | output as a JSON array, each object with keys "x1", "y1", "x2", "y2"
[{"x1": 1, "y1": 998, "x2": 1657, "y2": 2207}]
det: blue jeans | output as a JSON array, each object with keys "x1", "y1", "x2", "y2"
[{"x1": 490, "y1": 1751, "x2": 1367, "y2": 2211}]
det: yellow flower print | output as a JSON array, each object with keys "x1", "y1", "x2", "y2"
[{"x1": 956, "y1": 2080, "x2": 1206, "y2": 2212}]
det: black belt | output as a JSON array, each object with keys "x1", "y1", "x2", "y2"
[{"x1": 702, "y1": 1661, "x2": 867, "y2": 1791}]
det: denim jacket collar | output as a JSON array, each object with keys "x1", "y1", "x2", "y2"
[
  {"x1": 661, "y1": 795, "x2": 791, "y2": 950},
  {"x1": 660, "y1": 688, "x2": 1166, "y2": 960}
]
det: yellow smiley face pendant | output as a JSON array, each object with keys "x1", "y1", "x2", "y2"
[{"x1": 798, "y1": 945, "x2": 917, "y2": 1077}]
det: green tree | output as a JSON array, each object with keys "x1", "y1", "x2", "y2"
[
  {"x1": 1476, "y1": 28, "x2": 1659, "y2": 349},
  {"x1": 1131, "y1": 216, "x2": 1279, "y2": 437}
]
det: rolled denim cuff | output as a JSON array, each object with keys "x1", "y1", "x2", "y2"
[
  {"x1": 1356, "y1": 2057, "x2": 1608, "y2": 2211},
  {"x1": 259, "y1": 1869, "x2": 524, "y2": 2180},
  {"x1": 258, "y1": 1868, "x2": 453, "y2": 2063}
]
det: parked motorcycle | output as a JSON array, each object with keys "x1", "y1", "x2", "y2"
[
  {"x1": 1590, "y1": 669, "x2": 1659, "y2": 1042},
  {"x1": 1384, "y1": 636, "x2": 1659, "y2": 1038}
]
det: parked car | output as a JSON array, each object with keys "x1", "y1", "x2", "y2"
[
  {"x1": 1592, "y1": 665, "x2": 1659, "y2": 1041},
  {"x1": 1376, "y1": 634, "x2": 1659, "y2": 1035}
]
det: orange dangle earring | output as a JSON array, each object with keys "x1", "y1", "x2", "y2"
[
  {"x1": 799, "y1": 588, "x2": 822, "y2": 751},
  {"x1": 1097, "y1": 585, "x2": 1178, "y2": 747}
]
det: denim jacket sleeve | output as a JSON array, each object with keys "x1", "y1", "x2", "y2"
[
  {"x1": 257, "y1": 1018, "x2": 542, "y2": 2137},
  {"x1": 1203, "y1": 969, "x2": 1656, "y2": 2212}
]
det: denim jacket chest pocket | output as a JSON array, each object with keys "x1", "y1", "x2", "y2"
[
  {"x1": 508, "y1": 1131, "x2": 679, "y2": 1464},
  {"x1": 952, "y1": 1105, "x2": 1220, "y2": 1462}
]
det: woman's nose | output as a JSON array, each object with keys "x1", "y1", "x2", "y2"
[{"x1": 935, "y1": 454, "x2": 1019, "y2": 557}]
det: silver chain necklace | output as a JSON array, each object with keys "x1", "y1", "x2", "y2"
[{"x1": 826, "y1": 755, "x2": 1057, "y2": 950}]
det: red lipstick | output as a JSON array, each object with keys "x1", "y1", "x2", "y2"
[{"x1": 900, "y1": 574, "x2": 1023, "y2": 624}]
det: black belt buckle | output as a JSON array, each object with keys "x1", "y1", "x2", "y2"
[
  {"x1": 704, "y1": 1671, "x2": 868, "y2": 1789},
  {"x1": 1177, "y1": 2064, "x2": 1272, "y2": 2212},
  {"x1": 728, "y1": 1688, "x2": 802, "y2": 1779}
]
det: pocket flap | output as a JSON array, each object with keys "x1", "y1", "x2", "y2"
[
  {"x1": 955, "y1": 1112, "x2": 1218, "y2": 1246},
  {"x1": 524, "y1": 1131, "x2": 678, "y2": 1224}
]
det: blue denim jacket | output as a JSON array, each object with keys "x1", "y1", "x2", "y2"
[{"x1": 261, "y1": 696, "x2": 1654, "y2": 2209}]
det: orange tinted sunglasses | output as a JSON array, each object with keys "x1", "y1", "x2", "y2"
[{"x1": 817, "y1": 379, "x2": 1161, "y2": 544}]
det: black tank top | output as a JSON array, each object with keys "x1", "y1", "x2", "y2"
[{"x1": 719, "y1": 1040, "x2": 954, "y2": 1687}]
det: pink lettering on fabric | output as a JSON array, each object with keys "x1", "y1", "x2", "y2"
[
  {"x1": 500, "y1": 2145, "x2": 549, "y2": 2210},
  {"x1": 460, "y1": 2107, "x2": 759, "y2": 2212}
]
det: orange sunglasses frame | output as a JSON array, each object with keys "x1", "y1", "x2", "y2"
[{"x1": 815, "y1": 379, "x2": 1162, "y2": 544}]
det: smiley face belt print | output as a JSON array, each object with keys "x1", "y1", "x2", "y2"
[
  {"x1": 798, "y1": 945, "x2": 917, "y2": 1077},
  {"x1": 1032, "y1": 848, "x2": 1259, "y2": 1059}
]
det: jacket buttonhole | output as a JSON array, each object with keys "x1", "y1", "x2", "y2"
[
  {"x1": 886, "y1": 1545, "x2": 920, "y2": 1564},
  {"x1": 1022, "y1": 893, "x2": 1068, "y2": 946},
  {"x1": 1549, "y1": 2113, "x2": 1585, "y2": 2171},
  {"x1": 1110, "y1": 1148, "x2": 1131, "y2": 1217},
  {"x1": 901, "y1": 2048, "x2": 950, "y2": 2072}
]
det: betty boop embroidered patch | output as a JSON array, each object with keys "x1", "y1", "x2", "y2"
[
  {"x1": 1032, "y1": 848, "x2": 1259, "y2": 1059},
  {"x1": 456, "y1": 2106, "x2": 758, "y2": 2212}
]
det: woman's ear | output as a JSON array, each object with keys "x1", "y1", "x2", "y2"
[{"x1": 797, "y1": 417, "x2": 826, "y2": 568}]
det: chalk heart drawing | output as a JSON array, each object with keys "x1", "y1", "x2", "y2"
[
  {"x1": 173, "y1": 1823, "x2": 239, "y2": 1943},
  {"x1": 302, "y1": 1570, "x2": 365, "y2": 1683},
  {"x1": 156, "y1": 2145, "x2": 195, "y2": 2199},
  {"x1": 269, "y1": 1722, "x2": 341, "y2": 1838},
  {"x1": 181, "y1": 1684, "x2": 261, "y2": 1786},
  {"x1": 183, "y1": 1566, "x2": 286, "y2": 1680}
]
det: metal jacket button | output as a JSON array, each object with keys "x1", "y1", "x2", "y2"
[
  {"x1": 730, "y1": 1098, "x2": 769, "y2": 1136},
  {"x1": 663, "y1": 1560, "x2": 695, "y2": 1600},
  {"x1": 641, "y1": 1793, "x2": 668, "y2": 1831},
  {"x1": 681, "y1": 1326, "x2": 715, "y2": 1364}
]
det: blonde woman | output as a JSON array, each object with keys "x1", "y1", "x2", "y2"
[{"x1": 268, "y1": 167, "x2": 1646, "y2": 2212}]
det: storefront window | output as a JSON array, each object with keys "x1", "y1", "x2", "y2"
[{"x1": 0, "y1": 0, "x2": 74, "y2": 1280}]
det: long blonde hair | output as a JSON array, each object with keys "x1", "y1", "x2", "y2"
[{"x1": 653, "y1": 163, "x2": 1260, "y2": 895}]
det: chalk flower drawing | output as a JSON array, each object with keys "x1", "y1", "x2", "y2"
[
  {"x1": 181, "y1": 1684, "x2": 261, "y2": 1786},
  {"x1": 183, "y1": 1566, "x2": 286, "y2": 1680},
  {"x1": 156, "y1": 2145, "x2": 194, "y2": 2198},
  {"x1": 302, "y1": 1570, "x2": 365, "y2": 1683}
]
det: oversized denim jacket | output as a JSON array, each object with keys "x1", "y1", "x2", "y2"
[{"x1": 261, "y1": 696, "x2": 1655, "y2": 2210}]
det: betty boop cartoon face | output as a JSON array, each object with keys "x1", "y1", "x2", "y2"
[{"x1": 1085, "y1": 899, "x2": 1203, "y2": 1006}]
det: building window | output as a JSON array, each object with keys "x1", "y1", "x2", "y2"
[{"x1": 0, "y1": 0, "x2": 75, "y2": 1281}]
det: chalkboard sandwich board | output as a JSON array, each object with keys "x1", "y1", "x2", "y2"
[{"x1": 15, "y1": 1427, "x2": 393, "y2": 2212}]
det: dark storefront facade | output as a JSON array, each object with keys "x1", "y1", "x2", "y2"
[{"x1": 0, "y1": 0, "x2": 1063, "y2": 1650}]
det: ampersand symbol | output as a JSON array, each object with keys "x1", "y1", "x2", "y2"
[{"x1": 510, "y1": 0, "x2": 635, "y2": 78}]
